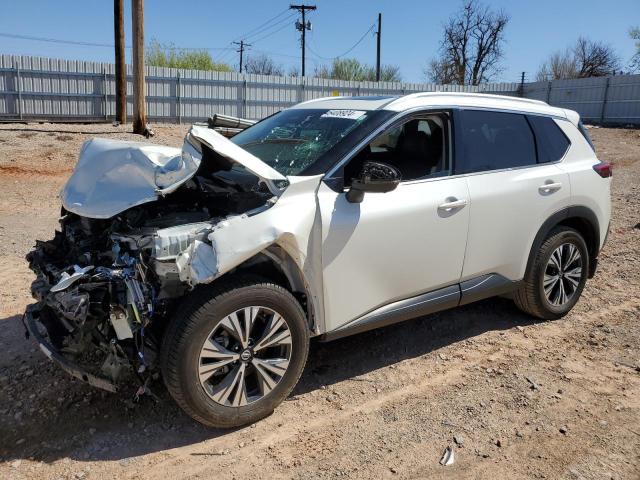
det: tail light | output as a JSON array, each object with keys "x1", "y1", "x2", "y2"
[{"x1": 593, "y1": 162, "x2": 612, "y2": 178}]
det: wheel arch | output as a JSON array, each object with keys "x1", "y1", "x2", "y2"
[
  {"x1": 227, "y1": 245, "x2": 319, "y2": 334},
  {"x1": 526, "y1": 206, "x2": 600, "y2": 279}
]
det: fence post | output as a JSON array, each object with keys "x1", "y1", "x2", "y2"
[
  {"x1": 103, "y1": 69, "x2": 108, "y2": 121},
  {"x1": 242, "y1": 78, "x2": 247, "y2": 119},
  {"x1": 600, "y1": 76, "x2": 611, "y2": 124},
  {"x1": 546, "y1": 81, "x2": 552, "y2": 104},
  {"x1": 176, "y1": 71, "x2": 181, "y2": 124},
  {"x1": 15, "y1": 61, "x2": 22, "y2": 120}
]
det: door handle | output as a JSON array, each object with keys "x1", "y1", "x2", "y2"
[
  {"x1": 438, "y1": 197, "x2": 468, "y2": 211},
  {"x1": 538, "y1": 181, "x2": 562, "y2": 194}
]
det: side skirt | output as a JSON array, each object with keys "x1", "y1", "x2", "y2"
[{"x1": 319, "y1": 274, "x2": 521, "y2": 342}]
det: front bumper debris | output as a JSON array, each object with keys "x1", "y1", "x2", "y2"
[{"x1": 24, "y1": 303, "x2": 118, "y2": 393}]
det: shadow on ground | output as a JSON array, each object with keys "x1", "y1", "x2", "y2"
[{"x1": 0, "y1": 297, "x2": 542, "y2": 464}]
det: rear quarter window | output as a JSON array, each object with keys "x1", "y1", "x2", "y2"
[
  {"x1": 455, "y1": 110, "x2": 537, "y2": 174},
  {"x1": 527, "y1": 115, "x2": 571, "y2": 163}
]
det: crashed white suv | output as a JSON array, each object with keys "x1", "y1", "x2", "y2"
[{"x1": 25, "y1": 93, "x2": 611, "y2": 427}]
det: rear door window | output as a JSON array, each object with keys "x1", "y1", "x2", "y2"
[
  {"x1": 527, "y1": 115, "x2": 571, "y2": 163},
  {"x1": 455, "y1": 110, "x2": 537, "y2": 174}
]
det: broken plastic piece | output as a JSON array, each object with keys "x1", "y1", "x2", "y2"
[{"x1": 440, "y1": 446, "x2": 455, "y2": 466}]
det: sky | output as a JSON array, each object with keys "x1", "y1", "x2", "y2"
[{"x1": 0, "y1": 0, "x2": 637, "y2": 83}]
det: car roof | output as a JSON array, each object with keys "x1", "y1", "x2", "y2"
[{"x1": 292, "y1": 92, "x2": 575, "y2": 122}]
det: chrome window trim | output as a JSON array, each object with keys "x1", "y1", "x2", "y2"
[{"x1": 324, "y1": 105, "x2": 569, "y2": 181}]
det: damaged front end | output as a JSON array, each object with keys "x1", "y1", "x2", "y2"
[{"x1": 24, "y1": 125, "x2": 300, "y2": 394}]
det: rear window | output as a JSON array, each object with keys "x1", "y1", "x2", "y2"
[
  {"x1": 578, "y1": 121, "x2": 596, "y2": 152},
  {"x1": 455, "y1": 110, "x2": 536, "y2": 174},
  {"x1": 527, "y1": 115, "x2": 571, "y2": 163}
]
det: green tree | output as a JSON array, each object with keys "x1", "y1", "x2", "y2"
[
  {"x1": 315, "y1": 58, "x2": 401, "y2": 82},
  {"x1": 145, "y1": 39, "x2": 232, "y2": 71}
]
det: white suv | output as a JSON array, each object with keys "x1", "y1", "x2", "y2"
[{"x1": 25, "y1": 93, "x2": 611, "y2": 428}]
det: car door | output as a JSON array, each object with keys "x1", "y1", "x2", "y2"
[
  {"x1": 454, "y1": 109, "x2": 572, "y2": 285},
  {"x1": 317, "y1": 112, "x2": 470, "y2": 333}
]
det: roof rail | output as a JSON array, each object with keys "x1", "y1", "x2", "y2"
[{"x1": 398, "y1": 91, "x2": 548, "y2": 106}]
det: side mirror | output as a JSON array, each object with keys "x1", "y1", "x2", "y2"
[{"x1": 346, "y1": 161, "x2": 401, "y2": 203}]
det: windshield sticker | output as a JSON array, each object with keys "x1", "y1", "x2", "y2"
[{"x1": 320, "y1": 109, "x2": 367, "y2": 120}]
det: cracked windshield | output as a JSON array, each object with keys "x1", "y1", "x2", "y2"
[{"x1": 231, "y1": 108, "x2": 372, "y2": 175}]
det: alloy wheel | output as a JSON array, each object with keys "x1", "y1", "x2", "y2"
[
  {"x1": 197, "y1": 306, "x2": 292, "y2": 407},
  {"x1": 543, "y1": 242, "x2": 583, "y2": 306}
]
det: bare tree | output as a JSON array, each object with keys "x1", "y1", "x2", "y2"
[
  {"x1": 535, "y1": 49, "x2": 578, "y2": 81},
  {"x1": 574, "y1": 37, "x2": 620, "y2": 77},
  {"x1": 631, "y1": 26, "x2": 640, "y2": 72},
  {"x1": 536, "y1": 37, "x2": 621, "y2": 80},
  {"x1": 288, "y1": 65, "x2": 300, "y2": 77},
  {"x1": 426, "y1": 0, "x2": 509, "y2": 85},
  {"x1": 243, "y1": 53, "x2": 284, "y2": 76}
]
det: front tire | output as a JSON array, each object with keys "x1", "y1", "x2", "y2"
[
  {"x1": 161, "y1": 277, "x2": 309, "y2": 428},
  {"x1": 514, "y1": 227, "x2": 589, "y2": 319}
]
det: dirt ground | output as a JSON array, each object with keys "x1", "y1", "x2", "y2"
[{"x1": 0, "y1": 122, "x2": 638, "y2": 480}]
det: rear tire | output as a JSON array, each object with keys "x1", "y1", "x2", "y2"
[
  {"x1": 514, "y1": 227, "x2": 589, "y2": 319},
  {"x1": 161, "y1": 276, "x2": 309, "y2": 428}
]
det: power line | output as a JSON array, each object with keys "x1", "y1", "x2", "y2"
[
  {"x1": 307, "y1": 21, "x2": 376, "y2": 61},
  {"x1": 334, "y1": 23, "x2": 376, "y2": 58},
  {"x1": 218, "y1": 10, "x2": 296, "y2": 63},
  {"x1": 0, "y1": 31, "x2": 237, "y2": 52},
  {"x1": 227, "y1": 8, "x2": 291, "y2": 45},
  {"x1": 0, "y1": 32, "x2": 122, "y2": 49},
  {"x1": 249, "y1": 19, "x2": 294, "y2": 45},
  {"x1": 243, "y1": 13, "x2": 297, "y2": 43}
]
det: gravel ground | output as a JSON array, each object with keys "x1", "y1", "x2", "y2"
[{"x1": 0, "y1": 122, "x2": 638, "y2": 480}]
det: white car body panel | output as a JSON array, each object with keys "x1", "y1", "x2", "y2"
[
  {"x1": 173, "y1": 175, "x2": 326, "y2": 329},
  {"x1": 554, "y1": 120, "x2": 611, "y2": 248},
  {"x1": 317, "y1": 177, "x2": 470, "y2": 331},
  {"x1": 461, "y1": 164, "x2": 571, "y2": 281},
  {"x1": 58, "y1": 93, "x2": 611, "y2": 337}
]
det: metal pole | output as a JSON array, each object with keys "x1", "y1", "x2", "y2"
[
  {"x1": 103, "y1": 69, "x2": 108, "y2": 120},
  {"x1": 519, "y1": 71, "x2": 525, "y2": 97},
  {"x1": 176, "y1": 71, "x2": 181, "y2": 124},
  {"x1": 546, "y1": 80, "x2": 552, "y2": 103},
  {"x1": 376, "y1": 13, "x2": 381, "y2": 82},
  {"x1": 242, "y1": 79, "x2": 247, "y2": 119},
  {"x1": 16, "y1": 62, "x2": 22, "y2": 120},
  {"x1": 600, "y1": 76, "x2": 611, "y2": 124}
]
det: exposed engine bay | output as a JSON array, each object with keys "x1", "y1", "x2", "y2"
[{"x1": 24, "y1": 126, "x2": 282, "y2": 394}]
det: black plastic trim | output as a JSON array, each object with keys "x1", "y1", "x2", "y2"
[
  {"x1": 320, "y1": 285, "x2": 460, "y2": 341},
  {"x1": 525, "y1": 206, "x2": 600, "y2": 279},
  {"x1": 24, "y1": 304, "x2": 118, "y2": 393},
  {"x1": 459, "y1": 274, "x2": 522, "y2": 306}
]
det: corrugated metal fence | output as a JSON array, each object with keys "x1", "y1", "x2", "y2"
[{"x1": 1, "y1": 54, "x2": 639, "y2": 124}]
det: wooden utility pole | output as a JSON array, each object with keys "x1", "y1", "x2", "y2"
[
  {"x1": 132, "y1": 0, "x2": 146, "y2": 134},
  {"x1": 290, "y1": 4, "x2": 316, "y2": 77},
  {"x1": 375, "y1": 13, "x2": 382, "y2": 82},
  {"x1": 233, "y1": 40, "x2": 251, "y2": 73},
  {"x1": 114, "y1": 0, "x2": 126, "y2": 124}
]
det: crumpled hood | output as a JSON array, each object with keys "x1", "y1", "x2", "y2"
[{"x1": 61, "y1": 125, "x2": 287, "y2": 219}]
